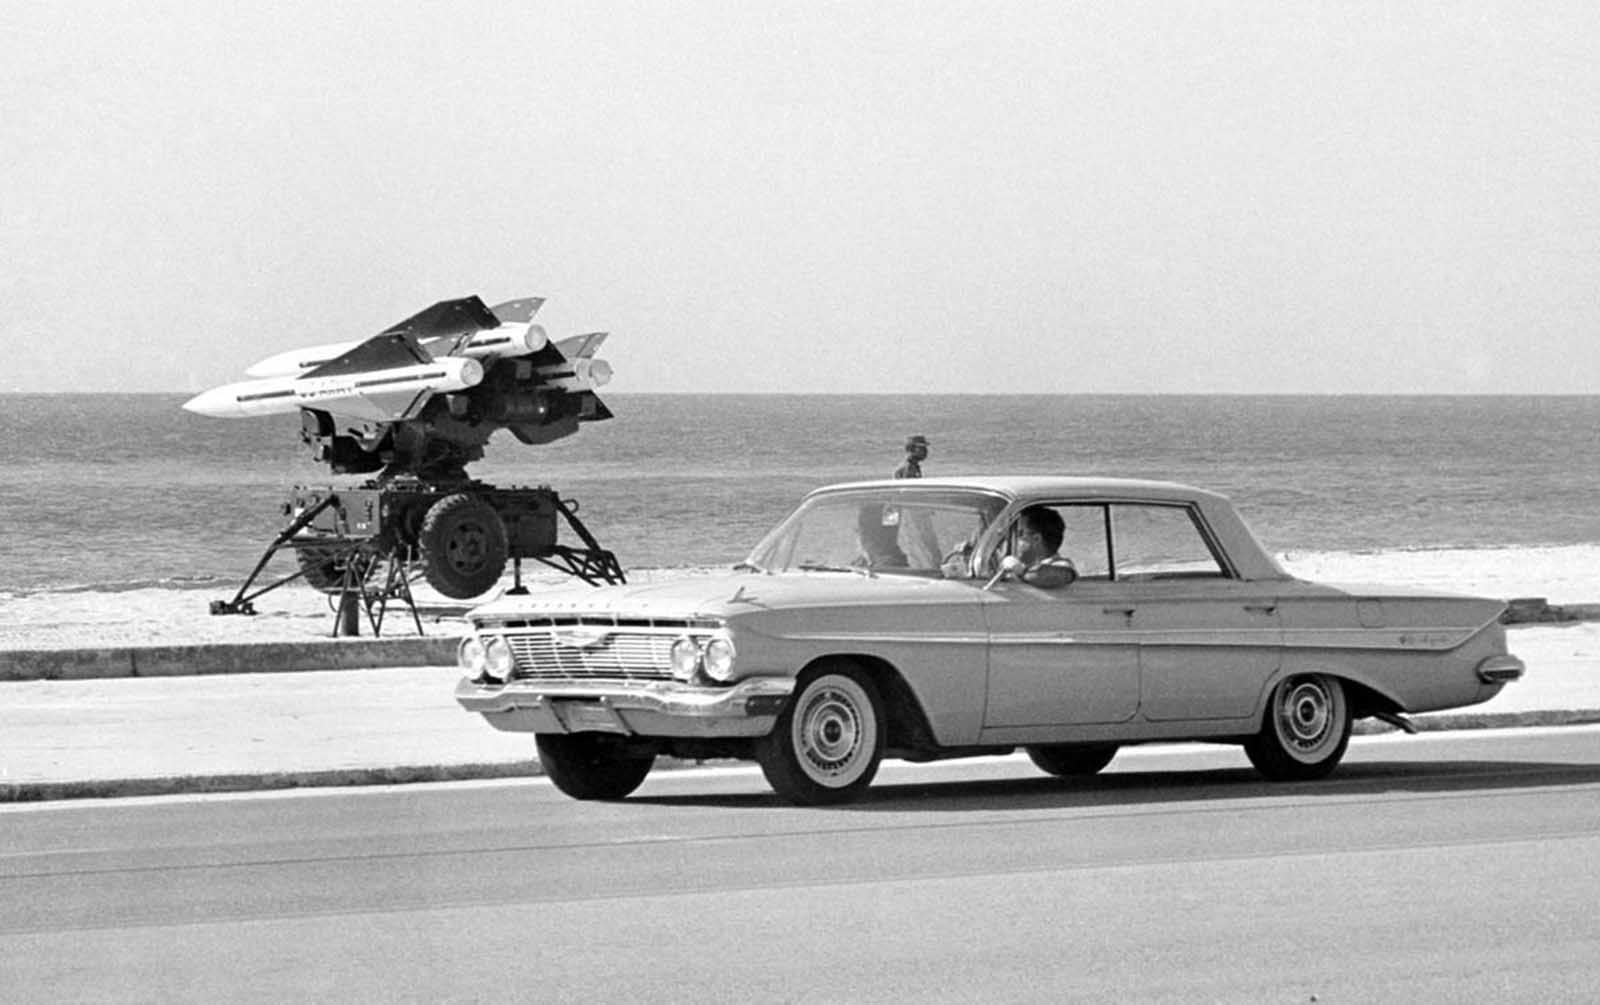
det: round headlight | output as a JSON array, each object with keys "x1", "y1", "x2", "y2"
[
  {"x1": 670, "y1": 636, "x2": 701, "y2": 681},
  {"x1": 458, "y1": 635, "x2": 487, "y2": 675},
  {"x1": 483, "y1": 635, "x2": 514, "y2": 682},
  {"x1": 703, "y1": 636, "x2": 737, "y2": 682}
]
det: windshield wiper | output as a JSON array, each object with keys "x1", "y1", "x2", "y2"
[{"x1": 798, "y1": 562, "x2": 874, "y2": 577}]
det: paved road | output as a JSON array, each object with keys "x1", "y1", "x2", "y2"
[{"x1": 5, "y1": 727, "x2": 1599, "y2": 1002}]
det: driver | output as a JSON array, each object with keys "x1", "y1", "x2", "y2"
[{"x1": 1015, "y1": 506, "x2": 1077, "y2": 588}]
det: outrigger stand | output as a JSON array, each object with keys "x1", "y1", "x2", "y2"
[
  {"x1": 512, "y1": 495, "x2": 627, "y2": 592},
  {"x1": 209, "y1": 494, "x2": 340, "y2": 619}
]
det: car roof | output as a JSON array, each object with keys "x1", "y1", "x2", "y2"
[{"x1": 808, "y1": 475, "x2": 1228, "y2": 505}]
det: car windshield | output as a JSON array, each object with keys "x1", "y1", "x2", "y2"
[{"x1": 743, "y1": 487, "x2": 1009, "y2": 575}]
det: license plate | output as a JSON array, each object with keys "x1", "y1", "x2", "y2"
[{"x1": 559, "y1": 701, "x2": 628, "y2": 735}]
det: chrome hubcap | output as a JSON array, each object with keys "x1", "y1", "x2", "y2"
[
  {"x1": 1278, "y1": 679, "x2": 1333, "y2": 754},
  {"x1": 794, "y1": 681, "x2": 869, "y2": 784}
]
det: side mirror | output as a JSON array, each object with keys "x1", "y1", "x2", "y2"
[{"x1": 983, "y1": 554, "x2": 1025, "y2": 591}]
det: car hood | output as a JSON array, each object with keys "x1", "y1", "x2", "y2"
[{"x1": 467, "y1": 570, "x2": 980, "y2": 623}]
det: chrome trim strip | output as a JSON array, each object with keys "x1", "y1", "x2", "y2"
[
  {"x1": 782, "y1": 630, "x2": 1285, "y2": 647},
  {"x1": 781, "y1": 626, "x2": 1478, "y2": 650},
  {"x1": 1280, "y1": 627, "x2": 1478, "y2": 651}
]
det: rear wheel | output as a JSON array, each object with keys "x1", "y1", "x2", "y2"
[
  {"x1": 1244, "y1": 674, "x2": 1352, "y2": 781},
  {"x1": 417, "y1": 493, "x2": 508, "y2": 599},
  {"x1": 1026, "y1": 743, "x2": 1119, "y2": 777},
  {"x1": 756, "y1": 662, "x2": 885, "y2": 806},
  {"x1": 535, "y1": 734, "x2": 654, "y2": 801}
]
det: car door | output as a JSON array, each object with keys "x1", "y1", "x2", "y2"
[
  {"x1": 981, "y1": 504, "x2": 1141, "y2": 727},
  {"x1": 1102, "y1": 503, "x2": 1283, "y2": 722}
]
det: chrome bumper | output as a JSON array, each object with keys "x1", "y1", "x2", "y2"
[{"x1": 454, "y1": 676, "x2": 796, "y2": 739}]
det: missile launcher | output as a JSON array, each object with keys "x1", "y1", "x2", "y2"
[{"x1": 193, "y1": 295, "x2": 624, "y2": 620}]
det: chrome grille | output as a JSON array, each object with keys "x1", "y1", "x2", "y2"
[
  {"x1": 504, "y1": 632, "x2": 674, "y2": 682},
  {"x1": 483, "y1": 617, "x2": 722, "y2": 684}
]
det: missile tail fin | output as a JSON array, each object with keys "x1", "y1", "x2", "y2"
[
  {"x1": 490, "y1": 296, "x2": 545, "y2": 324},
  {"x1": 379, "y1": 296, "x2": 501, "y2": 340},
  {"x1": 554, "y1": 332, "x2": 609, "y2": 360}
]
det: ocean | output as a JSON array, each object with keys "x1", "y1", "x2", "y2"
[{"x1": 1, "y1": 393, "x2": 1596, "y2": 595}]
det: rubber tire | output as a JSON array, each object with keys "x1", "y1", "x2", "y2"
[
  {"x1": 1026, "y1": 743, "x2": 1119, "y2": 777},
  {"x1": 1244, "y1": 674, "x2": 1353, "y2": 781},
  {"x1": 535, "y1": 734, "x2": 654, "y2": 801},
  {"x1": 417, "y1": 493, "x2": 508, "y2": 599},
  {"x1": 755, "y1": 662, "x2": 886, "y2": 806},
  {"x1": 296, "y1": 546, "x2": 374, "y2": 594}
]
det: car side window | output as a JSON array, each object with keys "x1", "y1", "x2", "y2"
[
  {"x1": 1058, "y1": 505, "x2": 1110, "y2": 579},
  {"x1": 1109, "y1": 504, "x2": 1228, "y2": 580},
  {"x1": 979, "y1": 503, "x2": 1109, "y2": 580}
]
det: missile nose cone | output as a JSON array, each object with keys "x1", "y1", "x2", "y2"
[
  {"x1": 182, "y1": 386, "x2": 242, "y2": 418},
  {"x1": 458, "y1": 357, "x2": 485, "y2": 388}
]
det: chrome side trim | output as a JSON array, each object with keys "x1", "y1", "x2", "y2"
[
  {"x1": 1280, "y1": 627, "x2": 1478, "y2": 651},
  {"x1": 780, "y1": 626, "x2": 1483, "y2": 651}
]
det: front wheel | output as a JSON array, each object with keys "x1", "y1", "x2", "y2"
[
  {"x1": 535, "y1": 734, "x2": 654, "y2": 801},
  {"x1": 755, "y1": 663, "x2": 885, "y2": 806},
  {"x1": 1244, "y1": 674, "x2": 1352, "y2": 781}
]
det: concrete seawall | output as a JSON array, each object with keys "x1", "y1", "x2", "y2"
[{"x1": 0, "y1": 637, "x2": 459, "y2": 682}]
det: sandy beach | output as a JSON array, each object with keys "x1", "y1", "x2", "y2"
[{"x1": 0, "y1": 567, "x2": 734, "y2": 652}]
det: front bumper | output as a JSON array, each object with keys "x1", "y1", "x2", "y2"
[{"x1": 454, "y1": 676, "x2": 796, "y2": 738}]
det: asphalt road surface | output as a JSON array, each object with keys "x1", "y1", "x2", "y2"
[{"x1": 5, "y1": 726, "x2": 1599, "y2": 1003}]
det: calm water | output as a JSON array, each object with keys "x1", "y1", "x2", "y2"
[{"x1": 1, "y1": 393, "x2": 1595, "y2": 592}]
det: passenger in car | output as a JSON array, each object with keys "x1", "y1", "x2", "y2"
[
  {"x1": 1016, "y1": 506, "x2": 1077, "y2": 588},
  {"x1": 855, "y1": 504, "x2": 910, "y2": 568}
]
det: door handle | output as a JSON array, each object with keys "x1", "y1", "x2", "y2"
[
  {"x1": 1243, "y1": 603, "x2": 1278, "y2": 615},
  {"x1": 1102, "y1": 606, "x2": 1137, "y2": 617}
]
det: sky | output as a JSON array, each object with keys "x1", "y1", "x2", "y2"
[{"x1": 3, "y1": 0, "x2": 1598, "y2": 395}]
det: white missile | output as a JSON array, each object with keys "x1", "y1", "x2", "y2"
[
  {"x1": 184, "y1": 352, "x2": 484, "y2": 421},
  {"x1": 243, "y1": 321, "x2": 548, "y2": 378},
  {"x1": 184, "y1": 295, "x2": 612, "y2": 431},
  {"x1": 243, "y1": 296, "x2": 546, "y2": 378}
]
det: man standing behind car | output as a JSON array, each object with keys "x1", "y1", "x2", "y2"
[
  {"x1": 1016, "y1": 506, "x2": 1077, "y2": 588},
  {"x1": 894, "y1": 435, "x2": 929, "y2": 478}
]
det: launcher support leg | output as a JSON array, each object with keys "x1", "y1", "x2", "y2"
[
  {"x1": 212, "y1": 494, "x2": 342, "y2": 616},
  {"x1": 334, "y1": 589, "x2": 361, "y2": 637},
  {"x1": 507, "y1": 557, "x2": 528, "y2": 595}
]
